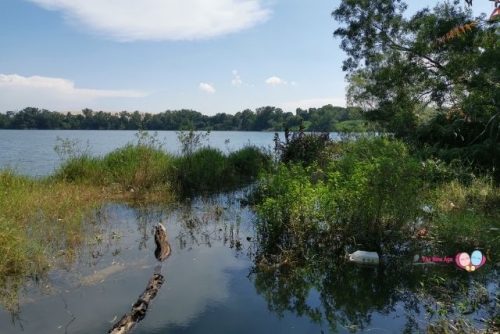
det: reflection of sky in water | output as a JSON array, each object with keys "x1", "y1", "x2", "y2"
[
  {"x1": 0, "y1": 199, "x2": 257, "y2": 333},
  {"x1": 147, "y1": 246, "x2": 247, "y2": 328},
  {"x1": 0, "y1": 195, "x2": 496, "y2": 333}
]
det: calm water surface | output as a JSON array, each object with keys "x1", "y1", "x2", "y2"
[
  {"x1": 0, "y1": 193, "x2": 426, "y2": 334},
  {"x1": 0, "y1": 130, "x2": 283, "y2": 177}
]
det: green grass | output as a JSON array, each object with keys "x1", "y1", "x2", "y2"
[
  {"x1": 174, "y1": 145, "x2": 271, "y2": 195},
  {"x1": 0, "y1": 141, "x2": 272, "y2": 309},
  {"x1": 427, "y1": 178, "x2": 500, "y2": 262},
  {"x1": 53, "y1": 144, "x2": 175, "y2": 197}
]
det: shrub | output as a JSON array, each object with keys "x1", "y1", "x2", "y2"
[
  {"x1": 227, "y1": 146, "x2": 271, "y2": 181},
  {"x1": 256, "y1": 137, "x2": 425, "y2": 256},
  {"x1": 274, "y1": 130, "x2": 331, "y2": 166}
]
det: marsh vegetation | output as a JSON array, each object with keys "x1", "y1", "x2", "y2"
[{"x1": 0, "y1": 129, "x2": 498, "y2": 333}]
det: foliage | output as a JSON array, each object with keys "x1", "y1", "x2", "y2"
[
  {"x1": 256, "y1": 137, "x2": 424, "y2": 255},
  {"x1": 333, "y1": 0, "x2": 500, "y2": 175},
  {"x1": 274, "y1": 129, "x2": 332, "y2": 166},
  {"x1": 174, "y1": 146, "x2": 271, "y2": 195},
  {"x1": 0, "y1": 105, "x2": 370, "y2": 132}
]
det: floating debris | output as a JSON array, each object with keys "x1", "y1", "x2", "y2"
[{"x1": 348, "y1": 251, "x2": 379, "y2": 265}]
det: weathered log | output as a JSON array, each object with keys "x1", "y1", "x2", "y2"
[
  {"x1": 108, "y1": 273, "x2": 164, "y2": 334},
  {"x1": 108, "y1": 223, "x2": 171, "y2": 334}
]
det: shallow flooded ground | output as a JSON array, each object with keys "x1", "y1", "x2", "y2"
[{"x1": 0, "y1": 191, "x2": 497, "y2": 333}]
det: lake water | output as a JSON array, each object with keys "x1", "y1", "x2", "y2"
[
  {"x1": 0, "y1": 195, "x2": 434, "y2": 334},
  {"x1": 0, "y1": 130, "x2": 496, "y2": 333},
  {"x1": 0, "y1": 130, "x2": 283, "y2": 177}
]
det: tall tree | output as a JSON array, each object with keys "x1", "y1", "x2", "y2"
[{"x1": 333, "y1": 0, "x2": 499, "y2": 172}]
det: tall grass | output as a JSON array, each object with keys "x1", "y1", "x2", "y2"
[
  {"x1": 174, "y1": 145, "x2": 271, "y2": 195},
  {"x1": 0, "y1": 171, "x2": 105, "y2": 311},
  {"x1": 0, "y1": 135, "x2": 272, "y2": 310},
  {"x1": 428, "y1": 177, "x2": 500, "y2": 261},
  {"x1": 53, "y1": 144, "x2": 175, "y2": 199}
]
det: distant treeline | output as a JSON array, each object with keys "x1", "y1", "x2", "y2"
[{"x1": 0, "y1": 105, "x2": 370, "y2": 132}]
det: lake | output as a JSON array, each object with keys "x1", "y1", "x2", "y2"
[
  {"x1": 0, "y1": 130, "x2": 284, "y2": 177},
  {"x1": 0, "y1": 130, "x2": 496, "y2": 333}
]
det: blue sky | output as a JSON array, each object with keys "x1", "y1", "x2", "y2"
[{"x1": 0, "y1": 0, "x2": 494, "y2": 115}]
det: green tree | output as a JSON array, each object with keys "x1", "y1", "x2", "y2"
[{"x1": 334, "y1": 0, "x2": 499, "y2": 172}]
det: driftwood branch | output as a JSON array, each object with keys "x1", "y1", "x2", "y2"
[
  {"x1": 108, "y1": 273, "x2": 164, "y2": 334},
  {"x1": 108, "y1": 223, "x2": 171, "y2": 334}
]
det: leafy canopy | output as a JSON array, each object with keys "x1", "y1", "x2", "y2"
[{"x1": 333, "y1": 0, "x2": 499, "y2": 173}]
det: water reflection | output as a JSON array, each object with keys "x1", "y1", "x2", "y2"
[
  {"x1": 0, "y1": 191, "x2": 497, "y2": 333},
  {"x1": 0, "y1": 192, "x2": 254, "y2": 333},
  {"x1": 251, "y1": 248, "x2": 498, "y2": 333}
]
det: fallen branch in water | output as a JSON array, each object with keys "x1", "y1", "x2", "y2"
[
  {"x1": 108, "y1": 223, "x2": 171, "y2": 334},
  {"x1": 108, "y1": 272, "x2": 164, "y2": 334}
]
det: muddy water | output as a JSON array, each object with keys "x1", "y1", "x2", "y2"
[{"x1": 0, "y1": 191, "x2": 497, "y2": 333}]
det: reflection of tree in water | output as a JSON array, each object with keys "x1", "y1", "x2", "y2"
[
  {"x1": 251, "y1": 249, "x2": 497, "y2": 332},
  {"x1": 132, "y1": 205, "x2": 166, "y2": 251},
  {"x1": 174, "y1": 195, "x2": 250, "y2": 254}
]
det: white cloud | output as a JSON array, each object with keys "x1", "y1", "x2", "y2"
[
  {"x1": 28, "y1": 0, "x2": 271, "y2": 41},
  {"x1": 199, "y1": 82, "x2": 216, "y2": 94},
  {"x1": 280, "y1": 97, "x2": 347, "y2": 111},
  {"x1": 231, "y1": 70, "x2": 243, "y2": 87},
  {"x1": 0, "y1": 73, "x2": 147, "y2": 110},
  {"x1": 265, "y1": 76, "x2": 287, "y2": 86}
]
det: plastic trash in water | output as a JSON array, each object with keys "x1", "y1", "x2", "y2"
[{"x1": 348, "y1": 250, "x2": 380, "y2": 265}]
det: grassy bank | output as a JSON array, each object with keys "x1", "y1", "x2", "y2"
[
  {"x1": 0, "y1": 171, "x2": 106, "y2": 311},
  {"x1": 0, "y1": 134, "x2": 271, "y2": 310}
]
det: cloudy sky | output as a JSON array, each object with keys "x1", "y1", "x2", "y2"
[{"x1": 0, "y1": 0, "x2": 494, "y2": 115}]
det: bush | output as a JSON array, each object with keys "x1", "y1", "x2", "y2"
[
  {"x1": 256, "y1": 137, "x2": 425, "y2": 256},
  {"x1": 274, "y1": 130, "x2": 331, "y2": 166},
  {"x1": 174, "y1": 147, "x2": 227, "y2": 194},
  {"x1": 330, "y1": 137, "x2": 423, "y2": 252},
  {"x1": 174, "y1": 146, "x2": 271, "y2": 195}
]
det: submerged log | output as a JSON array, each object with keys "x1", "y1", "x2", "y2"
[
  {"x1": 108, "y1": 223, "x2": 171, "y2": 334},
  {"x1": 108, "y1": 272, "x2": 164, "y2": 334}
]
